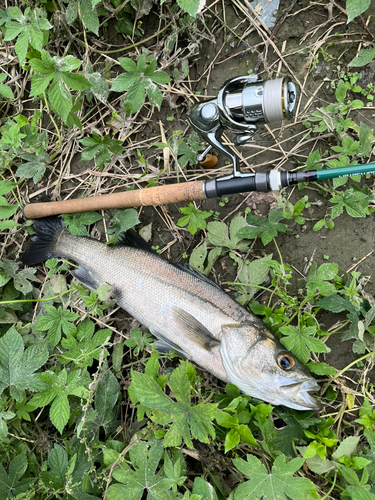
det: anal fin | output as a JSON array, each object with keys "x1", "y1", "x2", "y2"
[{"x1": 70, "y1": 265, "x2": 101, "y2": 290}]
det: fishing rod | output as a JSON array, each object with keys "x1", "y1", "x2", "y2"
[{"x1": 22, "y1": 75, "x2": 375, "y2": 219}]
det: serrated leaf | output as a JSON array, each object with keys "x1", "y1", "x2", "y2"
[
  {"x1": 279, "y1": 325, "x2": 329, "y2": 364},
  {"x1": 0, "y1": 84, "x2": 14, "y2": 99},
  {"x1": 124, "y1": 80, "x2": 147, "y2": 115},
  {"x1": 46, "y1": 444, "x2": 68, "y2": 487},
  {"x1": 237, "y1": 255, "x2": 272, "y2": 302},
  {"x1": 108, "y1": 440, "x2": 174, "y2": 500},
  {"x1": 79, "y1": 0, "x2": 99, "y2": 35},
  {"x1": 232, "y1": 454, "x2": 319, "y2": 500},
  {"x1": 0, "y1": 453, "x2": 35, "y2": 498},
  {"x1": 15, "y1": 159, "x2": 47, "y2": 184},
  {"x1": 93, "y1": 368, "x2": 120, "y2": 431},
  {"x1": 176, "y1": 0, "x2": 200, "y2": 16},
  {"x1": 61, "y1": 72, "x2": 91, "y2": 91},
  {"x1": 305, "y1": 362, "x2": 336, "y2": 376},
  {"x1": 14, "y1": 30, "x2": 28, "y2": 63},
  {"x1": 36, "y1": 304, "x2": 79, "y2": 347},
  {"x1": 145, "y1": 81, "x2": 163, "y2": 109},
  {"x1": 50, "y1": 393, "x2": 70, "y2": 434},
  {"x1": 62, "y1": 211, "x2": 103, "y2": 236},
  {"x1": 48, "y1": 77, "x2": 73, "y2": 122},
  {"x1": 0, "y1": 327, "x2": 48, "y2": 401},
  {"x1": 239, "y1": 209, "x2": 291, "y2": 246}
]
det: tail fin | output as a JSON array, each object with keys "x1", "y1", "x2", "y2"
[{"x1": 22, "y1": 216, "x2": 65, "y2": 265}]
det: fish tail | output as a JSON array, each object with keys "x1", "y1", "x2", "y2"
[{"x1": 22, "y1": 216, "x2": 65, "y2": 265}]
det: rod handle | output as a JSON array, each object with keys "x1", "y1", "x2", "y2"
[{"x1": 23, "y1": 181, "x2": 207, "y2": 219}]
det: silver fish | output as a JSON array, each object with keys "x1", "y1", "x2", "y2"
[{"x1": 22, "y1": 217, "x2": 320, "y2": 411}]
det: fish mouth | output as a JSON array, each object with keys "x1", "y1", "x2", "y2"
[{"x1": 279, "y1": 378, "x2": 321, "y2": 411}]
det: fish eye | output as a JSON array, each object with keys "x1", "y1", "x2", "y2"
[{"x1": 277, "y1": 353, "x2": 295, "y2": 370}]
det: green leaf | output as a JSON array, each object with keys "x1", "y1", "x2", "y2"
[
  {"x1": 176, "y1": 0, "x2": 200, "y2": 16},
  {"x1": 61, "y1": 72, "x2": 91, "y2": 91},
  {"x1": 177, "y1": 204, "x2": 212, "y2": 235},
  {"x1": 0, "y1": 453, "x2": 35, "y2": 498},
  {"x1": 48, "y1": 77, "x2": 73, "y2": 122},
  {"x1": 305, "y1": 362, "x2": 336, "y2": 376},
  {"x1": 124, "y1": 79, "x2": 148, "y2": 115},
  {"x1": 225, "y1": 428, "x2": 240, "y2": 453},
  {"x1": 349, "y1": 45, "x2": 375, "y2": 67},
  {"x1": 236, "y1": 255, "x2": 272, "y2": 302},
  {"x1": 192, "y1": 477, "x2": 218, "y2": 499},
  {"x1": 93, "y1": 368, "x2": 120, "y2": 432},
  {"x1": 0, "y1": 326, "x2": 48, "y2": 401},
  {"x1": 50, "y1": 393, "x2": 70, "y2": 434},
  {"x1": 15, "y1": 158, "x2": 48, "y2": 184},
  {"x1": 111, "y1": 54, "x2": 170, "y2": 115},
  {"x1": 239, "y1": 209, "x2": 291, "y2": 246},
  {"x1": 0, "y1": 83, "x2": 14, "y2": 99},
  {"x1": 86, "y1": 70, "x2": 110, "y2": 103},
  {"x1": 306, "y1": 262, "x2": 338, "y2": 297},
  {"x1": 232, "y1": 454, "x2": 319, "y2": 500},
  {"x1": 279, "y1": 325, "x2": 329, "y2": 364},
  {"x1": 30, "y1": 369, "x2": 89, "y2": 434},
  {"x1": 131, "y1": 371, "x2": 175, "y2": 411},
  {"x1": 62, "y1": 211, "x2": 104, "y2": 236},
  {"x1": 42, "y1": 444, "x2": 68, "y2": 488},
  {"x1": 106, "y1": 208, "x2": 140, "y2": 243},
  {"x1": 131, "y1": 363, "x2": 217, "y2": 449},
  {"x1": 36, "y1": 304, "x2": 79, "y2": 347},
  {"x1": 336, "y1": 79, "x2": 347, "y2": 103},
  {"x1": 332, "y1": 436, "x2": 360, "y2": 460},
  {"x1": 317, "y1": 294, "x2": 356, "y2": 313},
  {"x1": 346, "y1": 0, "x2": 371, "y2": 23},
  {"x1": 346, "y1": 486, "x2": 375, "y2": 500},
  {"x1": 79, "y1": 0, "x2": 99, "y2": 35},
  {"x1": 108, "y1": 440, "x2": 175, "y2": 500},
  {"x1": 60, "y1": 319, "x2": 111, "y2": 368},
  {"x1": 14, "y1": 30, "x2": 29, "y2": 64}
]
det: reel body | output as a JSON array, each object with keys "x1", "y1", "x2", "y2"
[{"x1": 187, "y1": 74, "x2": 297, "y2": 185}]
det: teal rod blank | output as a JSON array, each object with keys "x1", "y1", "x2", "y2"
[{"x1": 316, "y1": 163, "x2": 375, "y2": 181}]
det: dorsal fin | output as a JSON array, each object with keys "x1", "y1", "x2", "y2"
[
  {"x1": 116, "y1": 230, "x2": 158, "y2": 254},
  {"x1": 117, "y1": 230, "x2": 221, "y2": 289},
  {"x1": 175, "y1": 263, "x2": 221, "y2": 289}
]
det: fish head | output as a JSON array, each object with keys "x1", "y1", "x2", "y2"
[{"x1": 220, "y1": 322, "x2": 321, "y2": 411}]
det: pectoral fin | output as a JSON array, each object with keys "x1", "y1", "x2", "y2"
[{"x1": 172, "y1": 307, "x2": 220, "y2": 351}]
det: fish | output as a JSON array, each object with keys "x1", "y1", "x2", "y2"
[{"x1": 22, "y1": 216, "x2": 321, "y2": 411}]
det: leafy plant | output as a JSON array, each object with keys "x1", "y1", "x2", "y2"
[
  {"x1": 29, "y1": 50, "x2": 91, "y2": 124},
  {"x1": 111, "y1": 54, "x2": 170, "y2": 115},
  {"x1": 177, "y1": 203, "x2": 213, "y2": 235},
  {"x1": 238, "y1": 208, "x2": 292, "y2": 246},
  {"x1": 232, "y1": 454, "x2": 319, "y2": 500},
  {"x1": 1, "y1": 6, "x2": 52, "y2": 63},
  {"x1": 130, "y1": 360, "x2": 217, "y2": 448},
  {"x1": 80, "y1": 132, "x2": 124, "y2": 170}
]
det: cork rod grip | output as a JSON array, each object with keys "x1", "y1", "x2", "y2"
[{"x1": 23, "y1": 181, "x2": 207, "y2": 219}]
